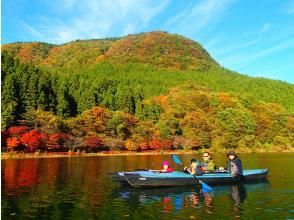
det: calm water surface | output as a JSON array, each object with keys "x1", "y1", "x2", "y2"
[{"x1": 2, "y1": 153, "x2": 294, "y2": 219}]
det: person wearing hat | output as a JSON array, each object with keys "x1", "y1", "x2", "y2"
[
  {"x1": 160, "y1": 161, "x2": 174, "y2": 173},
  {"x1": 227, "y1": 151, "x2": 243, "y2": 180}
]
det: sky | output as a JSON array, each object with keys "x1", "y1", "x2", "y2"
[{"x1": 2, "y1": 0, "x2": 294, "y2": 83}]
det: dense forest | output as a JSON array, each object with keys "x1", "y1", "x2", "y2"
[{"x1": 1, "y1": 31, "x2": 294, "y2": 152}]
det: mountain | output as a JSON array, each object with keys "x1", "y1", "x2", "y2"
[
  {"x1": 2, "y1": 31, "x2": 293, "y2": 112},
  {"x1": 1, "y1": 31, "x2": 293, "y2": 151},
  {"x1": 2, "y1": 31, "x2": 218, "y2": 71}
]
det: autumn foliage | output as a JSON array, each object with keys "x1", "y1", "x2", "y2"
[
  {"x1": 46, "y1": 133, "x2": 68, "y2": 150},
  {"x1": 20, "y1": 130, "x2": 44, "y2": 152},
  {"x1": 8, "y1": 126, "x2": 29, "y2": 137},
  {"x1": 6, "y1": 137, "x2": 21, "y2": 149},
  {"x1": 85, "y1": 136, "x2": 103, "y2": 149}
]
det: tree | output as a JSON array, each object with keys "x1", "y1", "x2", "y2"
[
  {"x1": 1, "y1": 51, "x2": 15, "y2": 82},
  {"x1": 22, "y1": 110, "x2": 63, "y2": 133},
  {"x1": 124, "y1": 139, "x2": 139, "y2": 151},
  {"x1": 157, "y1": 113, "x2": 182, "y2": 138},
  {"x1": 132, "y1": 120, "x2": 156, "y2": 142},
  {"x1": 6, "y1": 137, "x2": 21, "y2": 150},
  {"x1": 46, "y1": 133, "x2": 68, "y2": 150},
  {"x1": 85, "y1": 136, "x2": 103, "y2": 151},
  {"x1": 149, "y1": 139, "x2": 163, "y2": 150},
  {"x1": 1, "y1": 131, "x2": 9, "y2": 149},
  {"x1": 1, "y1": 74, "x2": 20, "y2": 129},
  {"x1": 107, "y1": 112, "x2": 137, "y2": 139},
  {"x1": 20, "y1": 130, "x2": 44, "y2": 152},
  {"x1": 139, "y1": 141, "x2": 149, "y2": 151},
  {"x1": 181, "y1": 109, "x2": 212, "y2": 148},
  {"x1": 57, "y1": 82, "x2": 75, "y2": 118},
  {"x1": 8, "y1": 126, "x2": 29, "y2": 137},
  {"x1": 37, "y1": 73, "x2": 56, "y2": 112},
  {"x1": 25, "y1": 70, "x2": 39, "y2": 111},
  {"x1": 214, "y1": 107, "x2": 256, "y2": 148}
]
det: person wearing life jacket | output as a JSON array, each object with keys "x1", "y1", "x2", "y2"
[
  {"x1": 201, "y1": 152, "x2": 216, "y2": 173},
  {"x1": 184, "y1": 159, "x2": 203, "y2": 175},
  {"x1": 227, "y1": 150, "x2": 244, "y2": 181},
  {"x1": 161, "y1": 161, "x2": 174, "y2": 173}
]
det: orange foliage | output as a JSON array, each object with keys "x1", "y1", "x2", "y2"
[
  {"x1": 155, "y1": 95, "x2": 169, "y2": 108},
  {"x1": 92, "y1": 106, "x2": 107, "y2": 119},
  {"x1": 124, "y1": 139, "x2": 139, "y2": 151},
  {"x1": 6, "y1": 137, "x2": 20, "y2": 149},
  {"x1": 18, "y1": 43, "x2": 35, "y2": 62},
  {"x1": 218, "y1": 93, "x2": 235, "y2": 107},
  {"x1": 139, "y1": 141, "x2": 149, "y2": 151}
]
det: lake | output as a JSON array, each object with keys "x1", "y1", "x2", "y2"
[{"x1": 2, "y1": 153, "x2": 294, "y2": 219}]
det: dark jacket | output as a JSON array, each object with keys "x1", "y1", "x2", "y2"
[
  {"x1": 183, "y1": 166, "x2": 203, "y2": 175},
  {"x1": 227, "y1": 157, "x2": 243, "y2": 176}
]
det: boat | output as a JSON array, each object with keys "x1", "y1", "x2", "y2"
[
  {"x1": 109, "y1": 169, "x2": 268, "y2": 187},
  {"x1": 109, "y1": 169, "x2": 150, "y2": 184}
]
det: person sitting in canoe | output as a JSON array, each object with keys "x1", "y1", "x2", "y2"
[
  {"x1": 201, "y1": 152, "x2": 215, "y2": 173},
  {"x1": 160, "y1": 161, "x2": 174, "y2": 173},
  {"x1": 227, "y1": 151, "x2": 244, "y2": 180},
  {"x1": 184, "y1": 159, "x2": 203, "y2": 175}
]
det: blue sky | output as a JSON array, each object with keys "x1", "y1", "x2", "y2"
[{"x1": 2, "y1": 0, "x2": 294, "y2": 83}]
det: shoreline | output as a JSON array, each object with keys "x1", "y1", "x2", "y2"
[{"x1": 1, "y1": 148, "x2": 294, "y2": 160}]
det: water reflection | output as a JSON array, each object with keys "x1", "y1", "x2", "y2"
[
  {"x1": 2, "y1": 154, "x2": 293, "y2": 219},
  {"x1": 112, "y1": 182, "x2": 268, "y2": 214}
]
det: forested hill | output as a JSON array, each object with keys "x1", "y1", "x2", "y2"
[
  {"x1": 2, "y1": 31, "x2": 294, "y2": 113},
  {"x1": 1, "y1": 31, "x2": 294, "y2": 151},
  {"x1": 2, "y1": 31, "x2": 218, "y2": 72}
]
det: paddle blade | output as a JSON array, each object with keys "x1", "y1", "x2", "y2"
[
  {"x1": 200, "y1": 180, "x2": 212, "y2": 192},
  {"x1": 172, "y1": 154, "x2": 182, "y2": 165}
]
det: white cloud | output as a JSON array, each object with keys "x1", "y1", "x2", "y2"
[
  {"x1": 23, "y1": 0, "x2": 170, "y2": 44},
  {"x1": 165, "y1": 0, "x2": 235, "y2": 35},
  {"x1": 220, "y1": 37, "x2": 294, "y2": 69},
  {"x1": 212, "y1": 22, "x2": 271, "y2": 58},
  {"x1": 21, "y1": 21, "x2": 44, "y2": 39}
]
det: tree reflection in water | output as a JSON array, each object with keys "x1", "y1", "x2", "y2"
[{"x1": 112, "y1": 182, "x2": 267, "y2": 214}]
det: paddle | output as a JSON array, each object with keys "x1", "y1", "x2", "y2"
[{"x1": 172, "y1": 154, "x2": 212, "y2": 192}]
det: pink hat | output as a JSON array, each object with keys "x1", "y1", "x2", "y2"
[{"x1": 162, "y1": 161, "x2": 170, "y2": 166}]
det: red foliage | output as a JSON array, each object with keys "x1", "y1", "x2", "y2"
[
  {"x1": 6, "y1": 137, "x2": 21, "y2": 149},
  {"x1": 45, "y1": 133, "x2": 68, "y2": 149},
  {"x1": 149, "y1": 139, "x2": 163, "y2": 150},
  {"x1": 148, "y1": 139, "x2": 173, "y2": 150},
  {"x1": 20, "y1": 130, "x2": 44, "y2": 152},
  {"x1": 8, "y1": 126, "x2": 29, "y2": 137},
  {"x1": 85, "y1": 136, "x2": 103, "y2": 148},
  {"x1": 163, "y1": 140, "x2": 173, "y2": 150},
  {"x1": 139, "y1": 141, "x2": 149, "y2": 151}
]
